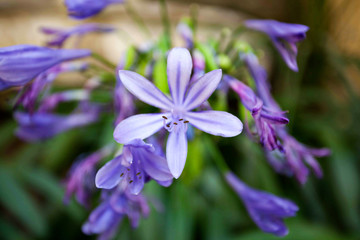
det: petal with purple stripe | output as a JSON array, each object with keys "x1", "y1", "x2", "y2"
[
  {"x1": 185, "y1": 111, "x2": 243, "y2": 137},
  {"x1": 119, "y1": 70, "x2": 173, "y2": 110},
  {"x1": 166, "y1": 130, "x2": 188, "y2": 178},
  {"x1": 183, "y1": 69, "x2": 222, "y2": 111},
  {"x1": 167, "y1": 48, "x2": 192, "y2": 106},
  {"x1": 114, "y1": 113, "x2": 168, "y2": 144},
  {"x1": 95, "y1": 155, "x2": 125, "y2": 189}
]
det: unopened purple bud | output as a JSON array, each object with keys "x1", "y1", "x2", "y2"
[
  {"x1": 65, "y1": 0, "x2": 124, "y2": 20},
  {"x1": 0, "y1": 45, "x2": 90, "y2": 90},
  {"x1": 225, "y1": 172, "x2": 298, "y2": 236}
]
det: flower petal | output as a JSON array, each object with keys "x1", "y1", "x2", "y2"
[
  {"x1": 128, "y1": 163, "x2": 145, "y2": 195},
  {"x1": 95, "y1": 156, "x2": 125, "y2": 189},
  {"x1": 166, "y1": 130, "x2": 188, "y2": 178},
  {"x1": 183, "y1": 69, "x2": 222, "y2": 111},
  {"x1": 139, "y1": 150, "x2": 173, "y2": 181},
  {"x1": 114, "y1": 113, "x2": 168, "y2": 144},
  {"x1": 185, "y1": 111, "x2": 243, "y2": 137},
  {"x1": 119, "y1": 70, "x2": 173, "y2": 110},
  {"x1": 167, "y1": 47, "x2": 192, "y2": 105}
]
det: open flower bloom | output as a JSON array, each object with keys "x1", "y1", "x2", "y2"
[
  {"x1": 225, "y1": 75, "x2": 288, "y2": 151},
  {"x1": 65, "y1": 0, "x2": 124, "y2": 20},
  {"x1": 95, "y1": 139, "x2": 173, "y2": 194},
  {"x1": 225, "y1": 172, "x2": 299, "y2": 236},
  {"x1": 114, "y1": 47, "x2": 243, "y2": 178},
  {"x1": 245, "y1": 19, "x2": 309, "y2": 72},
  {"x1": 0, "y1": 45, "x2": 90, "y2": 90}
]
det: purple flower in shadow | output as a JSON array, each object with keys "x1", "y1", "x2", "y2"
[
  {"x1": 225, "y1": 75, "x2": 288, "y2": 151},
  {"x1": 95, "y1": 139, "x2": 173, "y2": 194},
  {"x1": 64, "y1": 146, "x2": 113, "y2": 207},
  {"x1": 41, "y1": 23, "x2": 115, "y2": 48},
  {"x1": 245, "y1": 19, "x2": 309, "y2": 72},
  {"x1": 225, "y1": 172, "x2": 298, "y2": 236},
  {"x1": 0, "y1": 45, "x2": 90, "y2": 90},
  {"x1": 82, "y1": 189, "x2": 149, "y2": 239},
  {"x1": 65, "y1": 0, "x2": 124, "y2": 20},
  {"x1": 114, "y1": 48, "x2": 243, "y2": 178}
]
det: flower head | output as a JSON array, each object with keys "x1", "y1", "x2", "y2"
[
  {"x1": 41, "y1": 23, "x2": 115, "y2": 48},
  {"x1": 114, "y1": 47, "x2": 243, "y2": 178},
  {"x1": 245, "y1": 19, "x2": 309, "y2": 72},
  {"x1": 225, "y1": 172, "x2": 298, "y2": 236},
  {"x1": 0, "y1": 45, "x2": 90, "y2": 90},
  {"x1": 65, "y1": 0, "x2": 124, "y2": 20},
  {"x1": 95, "y1": 139, "x2": 173, "y2": 194}
]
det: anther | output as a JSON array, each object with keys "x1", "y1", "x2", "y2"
[
  {"x1": 129, "y1": 180, "x2": 133, "y2": 184},
  {"x1": 162, "y1": 116, "x2": 168, "y2": 120},
  {"x1": 120, "y1": 173, "x2": 124, "y2": 177},
  {"x1": 173, "y1": 122, "x2": 178, "y2": 125},
  {"x1": 179, "y1": 119, "x2": 183, "y2": 121},
  {"x1": 136, "y1": 172, "x2": 141, "y2": 175},
  {"x1": 184, "y1": 120, "x2": 189, "y2": 123},
  {"x1": 127, "y1": 168, "x2": 130, "y2": 171},
  {"x1": 166, "y1": 124, "x2": 170, "y2": 128}
]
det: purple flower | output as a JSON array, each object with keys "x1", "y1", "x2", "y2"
[
  {"x1": 65, "y1": 0, "x2": 124, "y2": 20},
  {"x1": 225, "y1": 172, "x2": 298, "y2": 236},
  {"x1": 245, "y1": 19, "x2": 309, "y2": 72},
  {"x1": 64, "y1": 146, "x2": 113, "y2": 207},
  {"x1": 95, "y1": 139, "x2": 173, "y2": 194},
  {"x1": 114, "y1": 48, "x2": 243, "y2": 178},
  {"x1": 41, "y1": 23, "x2": 115, "y2": 48},
  {"x1": 0, "y1": 45, "x2": 90, "y2": 90},
  {"x1": 190, "y1": 50, "x2": 205, "y2": 83},
  {"x1": 15, "y1": 62, "x2": 88, "y2": 112},
  {"x1": 226, "y1": 75, "x2": 288, "y2": 151},
  {"x1": 82, "y1": 189, "x2": 149, "y2": 239},
  {"x1": 177, "y1": 21, "x2": 194, "y2": 49}
]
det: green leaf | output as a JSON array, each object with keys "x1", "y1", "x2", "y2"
[
  {"x1": 153, "y1": 56, "x2": 169, "y2": 94},
  {"x1": 195, "y1": 43, "x2": 218, "y2": 71},
  {"x1": 0, "y1": 168, "x2": 46, "y2": 237}
]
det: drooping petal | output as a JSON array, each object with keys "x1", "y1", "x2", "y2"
[
  {"x1": 167, "y1": 47, "x2": 193, "y2": 105},
  {"x1": 166, "y1": 130, "x2": 188, "y2": 178},
  {"x1": 95, "y1": 156, "x2": 125, "y2": 189},
  {"x1": 183, "y1": 69, "x2": 222, "y2": 111},
  {"x1": 139, "y1": 150, "x2": 173, "y2": 181},
  {"x1": 114, "y1": 113, "x2": 168, "y2": 144},
  {"x1": 119, "y1": 70, "x2": 173, "y2": 110},
  {"x1": 185, "y1": 111, "x2": 243, "y2": 137}
]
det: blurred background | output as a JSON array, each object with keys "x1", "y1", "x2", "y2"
[{"x1": 0, "y1": 0, "x2": 360, "y2": 239}]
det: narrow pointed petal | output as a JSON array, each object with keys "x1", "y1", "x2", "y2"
[
  {"x1": 185, "y1": 111, "x2": 243, "y2": 137},
  {"x1": 114, "y1": 113, "x2": 167, "y2": 144},
  {"x1": 141, "y1": 151, "x2": 173, "y2": 181},
  {"x1": 128, "y1": 164, "x2": 145, "y2": 195},
  {"x1": 95, "y1": 156, "x2": 125, "y2": 189},
  {"x1": 119, "y1": 70, "x2": 173, "y2": 110},
  {"x1": 167, "y1": 48, "x2": 192, "y2": 105},
  {"x1": 166, "y1": 131, "x2": 188, "y2": 178},
  {"x1": 183, "y1": 69, "x2": 222, "y2": 111}
]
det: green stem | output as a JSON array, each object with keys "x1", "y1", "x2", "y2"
[
  {"x1": 190, "y1": 4, "x2": 199, "y2": 44},
  {"x1": 224, "y1": 25, "x2": 246, "y2": 54},
  {"x1": 202, "y1": 135, "x2": 230, "y2": 174},
  {"x1": 159, "y1": 0, "x2": 171, "y2": 49},
  {"x1": 125, "y1": 2, "x2": 152, "y2": 38},
  {"x1": 91, "y1": 52, "x2": 117, "y2": 69}
]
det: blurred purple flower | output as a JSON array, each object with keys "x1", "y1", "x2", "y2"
[
  {"x1": 190, "y1": 50, "x2": 205, "y2": 83},
  {"x1": 114, "y1": 47, "x2": 243, "y2": 178},
  {"x1": 177, "y1": 21, "x2": 194, "y2": 49},
  {"x1": 82, "y1": 189, "x2": 150, "y2": 239},
  {"x1": 64, "y1": 146, "x2": 113, "y2": 207},
  {"x1": 225, "y1": 172, "x2": 298, "y2": 236},
  {"x1": 0, "y1": 45, "x2": 90, "y2": 90},
  {"x1": 95, "y1": 139, "x2": 173, "y2": 194},
  {"x1": 65, "y1": 0, "x2": 124, "y2": 20},
  {"x1": 15, "y1": 62, "x2": 88, "y2": 112},
  {"x1": 245, "y1": 19, "x2": 309, "y2": 72},
  {"x1": 226, "y1": 75, "x2": 288, "y2": 151},
  {"x1": 41, "y1": 23, "x2": 115, "y2": 48}
]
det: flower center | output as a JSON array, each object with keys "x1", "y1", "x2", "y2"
[{"x1": 162, "y1": 115, "x2": 189, "y2": 133}]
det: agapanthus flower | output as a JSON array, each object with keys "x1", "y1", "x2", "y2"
[
  {"x1": 82, "y1": 189, "x2": 149, "y2": 239},
  {"x1": 95, "y1": 139, "x2": 173, "y2": 194},
  {"x1": 14, "y1": 90, "x2": 99, "y2": 141},
  {"x1": 64, "y1": 145, "x2": 113, "y2": 207},
  {"x1": 65, "y1": 0, "x2": 124, "y2": 20},
  {"x1": 0, "y1": 45, "x2": 90, "y2": 90},
  {"x1": 245, "y1": 19, "x2": 309, "y2": 72},
  {"x1": 114, "y1": 47, "x2": 243, "y2": 178},
  {"x1": 241, "y1": 52, "x2": 330, "y2": 183},
  {"x1": 41, "y1": 23, "x2": 115, "y2": 48},
  {"x1": 15, "y1": 62, "x2": 88, "y2": 112},
  {"x1": 225, "y1": 75, "x2": 288, "y2": 151},
  {"x1": 225, "y1": 172, "x2": 299, "y2": 236}
]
